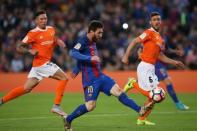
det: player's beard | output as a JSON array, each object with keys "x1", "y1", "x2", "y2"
[
  {"x1": 38, "y1": 22, "x2": 47, "y2": 29},
  {"x1": 152, "y1": 25, "x2": 160, "y2": 32},
  {"x1": 92, "y1": 34, "x2": 98, "y2": 42}
]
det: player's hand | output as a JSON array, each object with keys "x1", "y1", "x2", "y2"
[
  {"x1": 28, "y1": 49, "x2": 38, "y2": 56},
  {"x1": 175, "y1": 49, "x2": 184, "y2": 56},
  {"x1": 122, "y1": 55, "x2": 129, "y2": 64},
  {"x1": 91, "y1": 56, "x2": 100, "y2": 63},
  {"x1": 173, "y1": 60, "x2": 185, "y2": 69}
]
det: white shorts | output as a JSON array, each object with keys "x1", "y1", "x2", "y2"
[
  {"x1": 137, "y1": 61, "x2": 159, "y2": 91},
  {"x1": 28, "y1": 62, "x2": 60, "y2": 81}
]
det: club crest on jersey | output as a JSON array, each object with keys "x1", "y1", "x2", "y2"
[
  {"x1": 41, "y1": 40, "x2": 54, "y2": 45},
  {"x1": 139, "y1": 33, "x2": 147, "y2": 39},
  {"x1": 74, "y1": 43, "x2": 81, "y2": 50}
]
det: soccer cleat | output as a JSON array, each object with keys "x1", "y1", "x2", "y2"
[
  {"x1": 63, "y1": 115, "x2": 72, "y2": 131},
  {"x1": 139, "y1": 101, "x2": 154, "y2": 116},
  {"x1": 123, "y1": 77, "x2": 136, "y2": 93},
  {"x1": 136, "y1": 119, "x2": 156, "y2": 126},
  {"x1": 51, "y1": 105, "x2": 67, "y2": 116},
  {"x1": 176, "y1": 102, "x2": 189, "y2": 110}
]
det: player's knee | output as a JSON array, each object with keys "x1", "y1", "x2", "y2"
[
  {"x1": 85, "y1": 101, "x2": 96, "y2": 111},
  {"x1": 59, "y1": 73, "x2": 69, "y2": 81},
  {"x1": 59, "y1": 70, "x2": 69, "y2": 80},
  {"x1": 111, "y1": 84, "x2": 123, "y2": 97},
  {"x1": 63, "y1": 75, "x2": 69, "y2": 80},
  {"x1": 24, "y1": 87, "x2": 33, "y2": 93},
  {"x1": 23, "y1": 85, "x2": 35, "y2": 93}
]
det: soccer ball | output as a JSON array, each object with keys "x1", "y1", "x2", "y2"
[{"x1": 149, "y1": 87, "x2": 165, "y2": 103}]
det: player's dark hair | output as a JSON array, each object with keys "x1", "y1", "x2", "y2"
[
  {"x1": 88, "y1": 20, "x2": 103, "y2": 32},
  {"x1": 34, "y1": 10, "x2": 46, "y2": 19},
  {"x1": 150, "y1": 12, "x2": 160, "y2": 18}
]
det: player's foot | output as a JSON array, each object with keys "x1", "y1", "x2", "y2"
[
  {"x1": 176, "y1": 102, "x2": 189, "y2": 110},
  {"x1": 136, "y1": 119, "x2": 156, "y2": 126},
  {"x1": 63, "y1": 115, "x2": 72, "y2": 131},
  {"x1": 123, "y1": 77, "x2": 136, "y2": 93},
  {"x1": 51, "y1": 105, "x2": 67, "y2": 116},
  {"x1": 139, "y1": 101, "x2": 154, "y2": 116}
]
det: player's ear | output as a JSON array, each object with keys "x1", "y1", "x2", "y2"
[
  {"x1": 149, "y1": 20, "x2": 151, "y2": 25},
  {"x1": 90, "y1": 30, "x2": 95, "y2": 34},
  {"x1": 35, "y1": 18, "x2": 39, "y2": 24}
]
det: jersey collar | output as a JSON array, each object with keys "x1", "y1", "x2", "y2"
[
  {"x1": 149, "y1": 27, "x2": 159, "y2": 34},
  {"x1": 36, "y1": 26, "x2": 48, "y2": 31}
]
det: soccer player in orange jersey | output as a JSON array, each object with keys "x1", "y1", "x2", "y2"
[
  {"x1": 0, "y1": 10, "x2": 68, "y2": 116},
  {"x1": 122, "y1": 12, "x2": 185, "y2": 125}
]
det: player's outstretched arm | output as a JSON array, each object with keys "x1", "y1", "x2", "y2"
[
  {"x1": 158, "y1": 53, "x2": 185, "y2": 69},
  {"x1": 122, "y1": 37, "x2": 141, "y2": 64},
  {"x1": 70, "y1": 49, "x2": 92, "y2": 62},
  {"x1": 167, "y1": 48, "x2": 184, "y2": 56},
  {"x1": 17, "y1": 42, "x2": 38, "y2": 56}
]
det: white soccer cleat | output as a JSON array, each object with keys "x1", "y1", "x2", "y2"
[{"x1": 51, "y1": 105, "x2": 67, "y2": 116}]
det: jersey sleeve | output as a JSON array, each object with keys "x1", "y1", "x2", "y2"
[
  {"x1": 73, "y1": 38, "x2": 84, "y2": 51},
  {"x1": 138, "y1": 31, "x2": 150, "y2": 43},
  {"x1": 22, "y1": 31, "x2": 35, "y2": 44},
  {"x1": 71, "y1": 39, "x2": 91, "y2": 62}
]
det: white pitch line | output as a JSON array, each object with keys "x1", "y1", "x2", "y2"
[{"x1": 0, "y1": 110, "x2": 197, "y2": 121}]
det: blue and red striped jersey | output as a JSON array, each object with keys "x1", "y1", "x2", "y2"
[{"x1": 71, "y1": 35, "x2": 102, "y2": 87}]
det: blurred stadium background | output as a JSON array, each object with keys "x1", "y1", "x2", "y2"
[
  {"x1": 0, "y1": 0, "x2": 197, "y2": 72},
  {"x1": 1, "y1": 0, "x2": 197, "y2": 131}
]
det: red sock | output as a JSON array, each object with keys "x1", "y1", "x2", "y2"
[
  {"x1": 2, "y1": 86, "x2": 26, "y2": 103},
  {"x1": 54, "y1": 80, "x2": 68, "y2": 105}
]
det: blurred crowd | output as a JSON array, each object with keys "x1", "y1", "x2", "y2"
[{"x1": 1, "y1": 0, "x2": 197, "y2": 72}]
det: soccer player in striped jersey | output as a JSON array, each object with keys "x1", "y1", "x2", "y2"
[{"x1": 63, "y1": 20, "x2": 153, "y2": 131}]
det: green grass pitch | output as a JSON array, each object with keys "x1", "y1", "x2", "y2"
[{"x1": 0, "y1": 93, "x2": 197, "y2": 131}]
